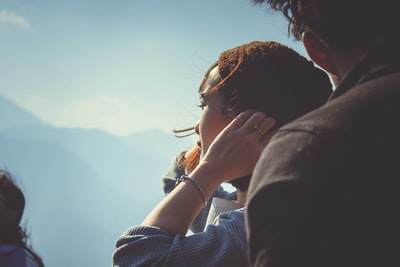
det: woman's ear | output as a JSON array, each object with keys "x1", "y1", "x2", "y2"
[{"x1": 302, "y1": 30, "x2": 337, "y2": 76}]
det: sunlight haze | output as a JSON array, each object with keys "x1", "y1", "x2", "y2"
[{"x1": 0, "y1": 0, "x2": 306, "y2": 136}]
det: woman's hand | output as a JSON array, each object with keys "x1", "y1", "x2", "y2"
[
  {"x1": 197, "y1": 110, "x2": 276, "y2": 183},
  {"x1": 141, "y1": 110, "x2": 275, "y2": 235}
]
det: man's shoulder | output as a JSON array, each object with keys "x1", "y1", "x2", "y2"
[{"x1": 280, "y1": 71, "x2": 400, "y2": 136}]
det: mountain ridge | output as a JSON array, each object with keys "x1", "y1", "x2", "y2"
[{"x1": 0, "y1": 94, "x2": 193, "y2": 267}]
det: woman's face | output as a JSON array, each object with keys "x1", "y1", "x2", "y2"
[{"x1": 195, "y1": 65, "x2": 234, "y2": 158}]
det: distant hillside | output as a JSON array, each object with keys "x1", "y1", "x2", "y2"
[
  {"x1": 0, "y1": 95, "x2": 44, "y2": 130},
  {"x1": 0, "y1": 94, "x2": 193, "y2": 267}
]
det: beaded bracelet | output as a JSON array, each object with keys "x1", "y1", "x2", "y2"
[{"x1": 175, "y1": 175, "x2": 207, "y2": 207}]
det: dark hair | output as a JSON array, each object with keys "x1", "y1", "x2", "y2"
[
  {"x1": 204, "y1": 41, "x2": 331, "y2": 129},
  {"x1": 252, "y1": 0, "x2": 399, "y2": 50},
  {"x1": 178, "y1": 41, "x2": 332, "y2": 190},
  {"x1": 217, "y1": 41, "x2": 331, "y2": 189},
  {"x1": 0, "y1": 170, "x2": 45, "y2": 267}
]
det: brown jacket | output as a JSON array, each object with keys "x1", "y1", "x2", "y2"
[{"x1": 246, "y1": 37, "x2": 400, "y2": 267}]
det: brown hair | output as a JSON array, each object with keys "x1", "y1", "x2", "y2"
[
  {"x1": 204, "y1": 41, "x2": 331, "y2": 128},
  {"x1": 178, "y1": 41, "x2": 332, "y2": 188}
]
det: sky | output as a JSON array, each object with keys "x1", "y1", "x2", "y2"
[{"x1": 0, "y1": 0, "x2": 307, "y2": 136}]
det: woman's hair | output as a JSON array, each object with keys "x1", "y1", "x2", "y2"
[
  {"x1": 178, "y1": 41, "x2": 332, "y2": 189},
  {"x1": 0, "y1": 170, "x2": 45, "y2": 267},
  {"x1": 252, "y1": 0, "x2": 399, "y2": 50},
  {"x1": 203, "y1": 41, "x2": 331, "y2": 129}
]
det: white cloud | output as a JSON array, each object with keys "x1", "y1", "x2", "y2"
[
  {"x1": 17, "y1": 94, "x2": 136, "y2": 136},
  {"x1": 24, "y1": 95, "x2": 49, "y2": 106},
  {"x1": 58, "y1": 95, "x2": 137, "y2": 136},
  {"x1": 0, "y1": 9, "x2": 31, "y2": 29},
  {"x1": 17, "y1": 93, "x2": 194, "y2": 136}
]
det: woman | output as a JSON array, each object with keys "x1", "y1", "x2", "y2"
[
  {"x1": 0, "y1": 170, "x2": 45, "y2": 267},
  {"x1": 113, "y1": 41, "x2": 332, "y2": 266}
]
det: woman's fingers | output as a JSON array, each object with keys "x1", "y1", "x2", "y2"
[
  {"x1": 226, "y1": 109, "x2": 258, "y2": 130},
  {"x1": 215, "y1": 110, "x2": 276, "y2": 150},
  {"x1": 229, "y1": 110, "x2": 276, "y2": 144},
  {"x1": 259, "y1": 129, "x2": 277, "y2": 148},
  {"x1": 199, "y1": 110, "x2": 276, "y2": 181},
  {"x1": 253, "y1": 117, "x2": 276, "y2": 142}
]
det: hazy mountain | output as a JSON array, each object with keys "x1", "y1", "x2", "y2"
[
  {"x1": 0, "y1": 95, "x2": 193, "y2": 267},
  {"x1": 0, "y1": 95, "x2": 45, "y2": 130}
]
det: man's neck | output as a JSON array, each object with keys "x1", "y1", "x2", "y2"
[{"x1": 330, "y1": 40, "x2": 383, "y2": 83}]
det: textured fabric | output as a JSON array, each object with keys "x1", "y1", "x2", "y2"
[
  {"x1": 246, "y1": 37, "x2": 400, "y2": 267},
  {"x1": 0, "y1": 245, "x2": 40, "y2": 267},
  {"x1": 205, "y1": 197, "x2": 243, "y2": 227},
  {"x1": 113, "y1": 209, "x2": 249, "y2": 267}
]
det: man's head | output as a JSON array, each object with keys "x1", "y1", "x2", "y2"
[
  {"x1": 253, "y1": 0, "x2": 399, "y2": 79},
  {"x1": 253, "y1": 0, "x2": 398, "y2": 50}
]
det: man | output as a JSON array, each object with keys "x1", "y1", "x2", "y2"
[{"x1": 246, "y1": 1, "x2": 400, "y2": 266}]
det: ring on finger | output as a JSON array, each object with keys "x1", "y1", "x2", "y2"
[{"x1": 254, "y1": 124, "x2": 265, "y2": 137}]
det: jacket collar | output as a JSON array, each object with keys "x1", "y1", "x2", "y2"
[{"x1": 330, "y1": 36, "x2": 400, "y2": 100}]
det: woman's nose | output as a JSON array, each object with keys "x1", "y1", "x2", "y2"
[{"x1": 194, "y1": 122, "x2": 200, "y2": 135}]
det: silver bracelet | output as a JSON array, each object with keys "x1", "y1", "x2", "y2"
[{"x1": 175, "y1": 175, "x2": 207, "y2": 207}]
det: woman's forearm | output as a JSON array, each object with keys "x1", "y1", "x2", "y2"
[{"x1": 141, "y1": 162, "x2": 221, "y2": 234}]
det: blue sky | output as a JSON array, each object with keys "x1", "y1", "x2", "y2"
[{"x1": 0, "y1": 0, "x2": 306, "y2": 136}]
